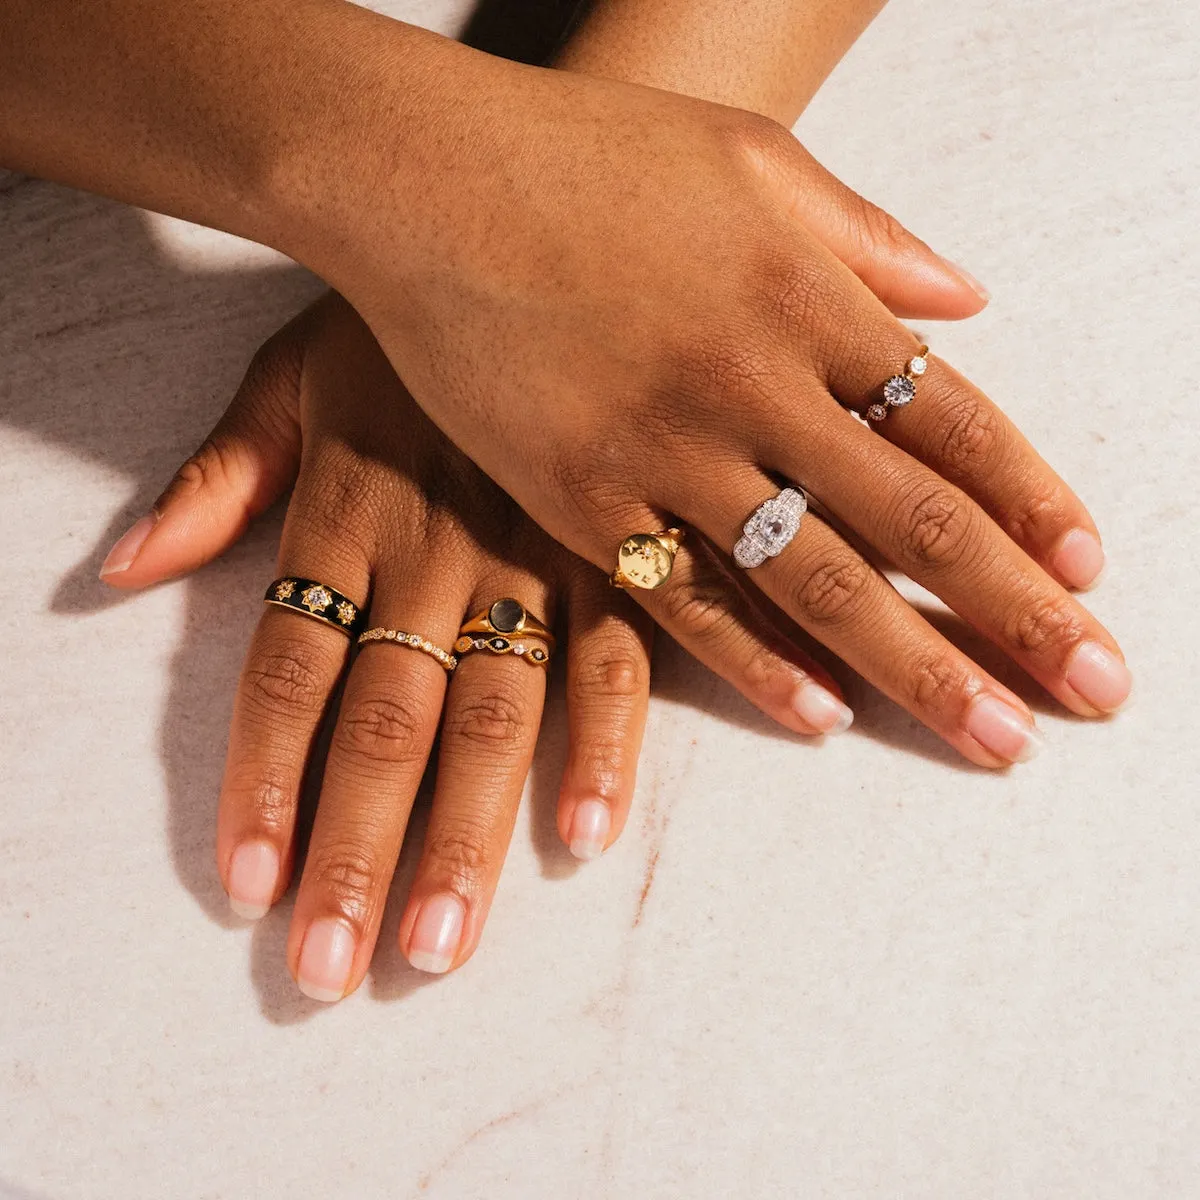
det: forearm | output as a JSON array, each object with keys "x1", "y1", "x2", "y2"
[{"x1": 557, "y1": 0, "x2": 886, "y2": 124}]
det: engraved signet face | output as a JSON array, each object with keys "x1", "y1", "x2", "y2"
[
  {"x1": 617, "y1": 534, "x2": 675, "y2": 589},
  {"x1": 488, "y1": 598, "x2": 525, "y2": 634}
]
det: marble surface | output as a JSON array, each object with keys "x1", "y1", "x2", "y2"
[{"x1": 1, "y1": 2, "x2": 1198, "y2": 1197}]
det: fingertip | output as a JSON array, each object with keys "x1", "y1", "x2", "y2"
[
  {"x1": 98, "y1": 512, "x2": 160, "y2": 586},
  {"x1": 563, "y1": 796, "x2": 612, "y2": 861}
]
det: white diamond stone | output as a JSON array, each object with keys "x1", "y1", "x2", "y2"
[
  {"x1": 512, "y1": 642, "x2": 528, "y2": 655},
  {"x1": 883, "y1": 375, "x2": 916, "y2": 407},
  {"x1": 909, "y1": 355, "x2": 927, "y2": 376},
  {"x1": 733, "y1": 487, "x2": 808, "y2": 568}
]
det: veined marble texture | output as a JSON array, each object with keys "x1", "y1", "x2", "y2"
[{"x1": 1, "y1": 2, "x2": 1197, "y2": 1197}]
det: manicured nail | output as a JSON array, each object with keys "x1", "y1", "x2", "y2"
[
  {"x1": 407, "y1": 892, "x2": 465, "y2": 975},
  {"x1": 939, "y1": 255, "x2": 990, "y2": 303},
  {"x1": 793, "y1": 680, "x2": 853, "y2": 735},
  {"x1": 1066, "y1": 641, "x2": 1132, "y2": 713},
  {"x1": 296, "y1": 917, "x2": 356, "y2": 1002},
  {"x1": 99, "y1": 512, "x2": 158, "y2": 577},
  {"x1": 1053, "y1": 529, "x2": 1106, "y2": 591},
  {"x1": 227, "y1": 839, "x2": 279, "y2": 920},
  {"x1": 568, "y1": 798, "x2": 611, "y2": 861},
  {"x1": 967, "y1": 695, "x2": 1043, "y2": 763}
]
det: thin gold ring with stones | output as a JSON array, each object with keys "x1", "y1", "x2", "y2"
[
  {"x1": 357, "y1": 628, "x2": 457, "y2": 671},
  {"x1": 265, "y1": 577, "x2": 364, "y2": 636},
  {"x1": 452, "y1": 632, "x2": 552, "y2": 667},
  {"x1": 867, "y1": 344, "x2": 929, "y2": 422}
]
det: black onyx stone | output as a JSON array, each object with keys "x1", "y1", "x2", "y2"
[
  {"x1": 489, "y1": 598, "x2": 525, "y2": 634},
  {"x1": 488, "y1": 637, "x2": 510, "y2": 652}
]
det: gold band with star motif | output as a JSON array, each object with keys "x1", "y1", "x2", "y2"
[
  {"x1": 609, "y1": 527, "x2": 685, "y2": 590},
  {"x1": 264, "y1": 577, "x2": 365, "y2": 636}
]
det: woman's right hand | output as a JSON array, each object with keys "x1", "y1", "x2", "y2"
[{"x1": 299, "y1": 51, "x2": 1128, "y2": 767}]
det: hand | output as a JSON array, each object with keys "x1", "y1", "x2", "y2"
[
  {"x1": 101, "y1": 293, "x2": 849, "y2": 992},
  {"x1": 307, "y1": 62, "x2": 1127, "y2": 767}
]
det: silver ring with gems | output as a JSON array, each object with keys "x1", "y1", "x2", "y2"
[
  {"x1": 866, "y1": 344, "x2": 929, "y2": 422},
  {"x1": 733, "y1": 486, "x2": 808, "y2": 569}
]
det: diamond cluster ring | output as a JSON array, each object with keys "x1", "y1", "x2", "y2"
[
  {"x1": 264, "y1": 577, "x2": 365, "y2": 636},
  {"x1": 733, "y1": 487, "x2": 808, "y2": 569},
  {"x1": 867, "y1": 345, "x2": 929, "y2": 422}
]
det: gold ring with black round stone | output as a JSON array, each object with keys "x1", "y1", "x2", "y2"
[
  {"x1": 264, "y1": 577, "x2": 365, "y2": 636},
  {"x1": 452, "y1": 633, "x2": 552, "y2": 667},
  {"x1": 457, "y1": 598, "x2": 556, "y2": 649}
]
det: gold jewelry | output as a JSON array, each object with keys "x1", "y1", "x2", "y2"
[
  {"x1": 458, "y1": 598, "x2": 556, "y2": 649},
  {"x1": 357, "y1": 627, "x2": 457, "y2": 671},
  {"x1": 265, "y1": 577, "x2": 364, "y2": 636},
  {"x1": 867, "y1": 345, "x2": 929, "y2": 422},
  {"x1": 609, "y1": 527, "x2": 685, "y2": 590},
  {"x1": 453, "y1": 632, "x2": 552, "y2": 667}
]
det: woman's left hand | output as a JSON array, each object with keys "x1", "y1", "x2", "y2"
[{"x1": 99, "y1": 293, "x2": 846, "y2": 995}]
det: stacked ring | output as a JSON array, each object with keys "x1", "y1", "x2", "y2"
[
  {"x1": 265, "y1": 577, "x2": 365, "y2": 636},
  {"x1": 867, "y1": 345, "x2": 929, "y2": 422},
  {"x1": 453, "y1": 633, "x2": 552, "y2": 667},
  {"x1": 357, "y1": 627, "x2": 457, "y2": 671},
  {"x1": 455, "y1": 598, "x2": 554, "y2": 667}
]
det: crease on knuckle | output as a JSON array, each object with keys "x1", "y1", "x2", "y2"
[
  {"x1": 1005, "y1": 597, "x2": 1081, "y2": 657},
  {"x1": 659, "y1": 577, "x2": 730, "y2": 644},
  {"x1": 424, "y1": 822, "x2": 491, "y2": 885},
  {"x1": 243, "y1": 649, "x2": 327, "y2": 717},
  {"x1": 571, "y1": 652, "x2": 647, "y2": 704},
  {"x1": 306, "y1": 842, "x2": 378, "y2": 913},
  {"x1": 908, "y1": 655, "x2": 971, "y2": 713},
  {"x1": 334, "y1": 694, "x2": 428, "y2": 769},
  {"x1": 934, "y1": 388, "x2": 1003, "y2": 474},
  {"x1": 897, "y1": 482, "x2": 982, "y2": 572},
  {"x1": 443, "y1": 690, "x2": 526, "y2": 750},
  {"x1": 1005, "y1": 495, "x2": 1061, "y2": 548},
  {"x1": 223, "y1": 764, "x2": 295, "y2": 832},
  {"x1": 794, "y1": 555, "x2": 873, "y2": 627}
]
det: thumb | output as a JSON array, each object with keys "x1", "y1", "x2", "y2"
[
  {"x1": 781, "y1": 141, "x2": 990, "y2": 320},
  {"x1": 100, "y1": 331, "x2": 303, "y2": 590}
]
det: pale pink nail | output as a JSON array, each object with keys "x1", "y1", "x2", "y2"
[
  {"x1": 1066, "y1": 641, "x2": 1132, "y2": 713},
  {"x1": 407, "y1": 893, "x2": 465, "y2": 975},
  {"x1": 568, "y1": 798, "x2": 611, "y2": 861},
  {"x1": 939, "y1": 255, "x2": 990, "y2": 303},
  {"x1": 1053, "y1": 529, "x2": 1106, "y2": 591},
  {"x1": 227, "y1": 839, "x2": 280, "y2": 920},
  {"x1": 99, "y1": 512, "x2": 158, "y2": 577},
  {"x1": 792, "y1": 680, "x2": 853, "y2": 735},
  {"x1": 966, "y1": 695, "x2": 1043, "y2": 764},
  {"x1": 296, "y1": 917, "x2": 356, "y2": 1002}
]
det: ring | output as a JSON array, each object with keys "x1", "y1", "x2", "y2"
[
  {"x1": 458, "y1": 598, "x2": 556, "y2": 648},
  {"x1": 265, "y1": 577, "x2": 365, "y2": 636},
  {"x1": 733, "y1": 487, "x2": 808, "y2": 569},
  {"x1": 866, "y1": 345, "x2": 929, "y2": 422},
  {"x1": 453, "y1": 633, "x2": 552, "y2": 667},
  {"x1": 357, "y1": 627, "x2": 457, "y2": 671},
  {"x1": 609, "y1": 527, "x2": 685, "y2": 590}
]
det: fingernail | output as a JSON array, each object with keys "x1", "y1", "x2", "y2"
[
  {"x1": 568, "y1": 798, "x2": 611, "y2": 861},
  {"x1": 1066, "y1": 641, "x2": 1132, "y2": 713},
  {"x1": 296, "y1": 917, "x2": 356, "y2": 1002},
  {"x1": 966, "y1": 695, "x2": 1043, "y2": 763},
  {"x1": 939, "y1": 255, "x2": 990, "y2": 303},
  {"x1": 99, "y1": 512, "x2": 158, "y2": 577},
  {"x1": 1053, "y1": 528, "x2": 1106, "y2": 591},
  {"x1": 407, "y1": 892, "x2": 465, "y2": 975},
  {"x1": 792, "y1": 680, "x2": 854, "y2": 735},
  {"x1": 227, "y1": 839, "x2": 279, "y2": 920}
]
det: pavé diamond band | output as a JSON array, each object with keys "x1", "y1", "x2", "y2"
[
  {"x1": 866, "y1": 344, "x2": 929, "y2": 422},
  {"x1": 733, "y1": 487, "x2": 808, "y2": 569},
  {"x1": 357, "y1": 627, "x2": 458, "y2": 671},
  {"x1": 264, "y1": 577, "x2": 365, "y2": 636}
]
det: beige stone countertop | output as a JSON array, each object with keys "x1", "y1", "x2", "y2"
[{"x1": 1, "y1": 1, "x2": 1197, "y2": 1196}]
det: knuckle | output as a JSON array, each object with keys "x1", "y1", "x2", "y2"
[
  {"x1": 723, "y1": 111, "x2": 800, "y2": 183},
  {"x1": 571, "y1": 652, "x2": 647, "y2": 704},
  {"x1": 933, "y1": 388, "x2": 1004, "y2": 474},
  {"x1": 1004, "y1": 597, "x2": 1082, "y2": 657},
  {"x1": 907, "y1": 655, "x2": 972, "y2": 712},
  {"x1": 1005, "y1": 495, "x2": 1061, "y2": 548},
  {"x1": 306, "y1": 842, "x2": 378, "y2": 910},
  {"x1": 294, "y1": 455, "x2": 381, "y2": 557},
  {"x1": 424, "y1": 822, "x2": 492, "y2": 883},
  {"x1": 896, "y1": 483, "x2": 983, "y2": 572},
  {"x1": 442, "y1": 690, "x2": 527, "y2": 751},
  {"x1": 242, "y1": 648, "x2": 328, "y2": 717},
  {"x1": 222, "y1": 762, "x2": 295, "y2": 831},
  {"x1": 853, "y1": 195, "x2": 911, "y2": 257},
  {"x1": 793, "y1": 554, "x2": 874, "y2": 626},
  {"x1": 760, "y1": 255, "x2": 845, "y2": 344},
  {"x1": 333, "y1": 693, "x2": 430, "y2": 769},
  {"x1": 659, "y1": 577, "x2": 731, "y2": 644}
]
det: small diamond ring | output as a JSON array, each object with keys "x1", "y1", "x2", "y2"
[
  {"x1": 866, "y1": 345, "x2": 929, "y2": 422},
  {"x1": 733, "y1": 487, "x2": 808, "y2": 569}
]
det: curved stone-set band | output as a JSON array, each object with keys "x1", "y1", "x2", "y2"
[
  {"x1": 867, "y1": 344, "x2": 929, "y2": 422},
  {"x1": 264, "y1": 577, "x2": 365, "y2": 636},
  {"x1": 453, "y1": 633, "x2": 552, "y2": 667},
  {"x1": 357, "y1": 627, "x2": 457, "y2": 671},
  {"x1": 733, "y1": 487, "x2": 808, "y2": 569}
]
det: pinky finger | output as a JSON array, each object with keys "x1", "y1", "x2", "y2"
[{"x1": 558, "y1": 567, "x2": 654, "y2": 862}]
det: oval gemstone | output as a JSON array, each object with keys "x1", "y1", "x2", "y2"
[{"x1": 489, "y1": 598, "x2": 525, "y2": 633}]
